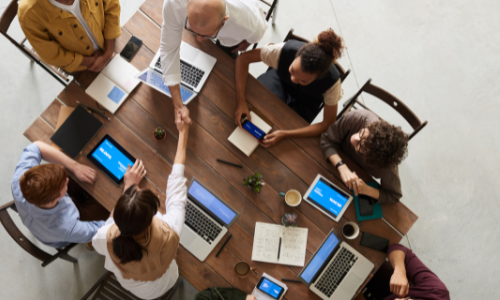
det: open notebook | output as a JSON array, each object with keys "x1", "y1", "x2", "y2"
[
  {"x1": 85, "y1": 56, "x2": 140, "y2": 114},
  {"x1": 251, "y1": 222, "x2": 308, "y2": 267},
  {"x1": 228, "y1": 111, "x2": 272, "y2": 157}
]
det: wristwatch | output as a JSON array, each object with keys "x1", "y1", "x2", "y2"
[{"x1": 335, "y1": 161, "x2": 345, "y2": 170}]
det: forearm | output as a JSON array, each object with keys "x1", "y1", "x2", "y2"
[
  {"x1": 282, "y1": 122, "x2": 329, "y2": 139},
  {"x1": 169, "y1": 85, "x2": 184, "y2": 110},
  {"x1": 174, "y1": 131, "x2": 189, "y2": 165},
  {"x1": 388, "y1": 249, "x2": 407, "y2": 274},
  {"x1": 361, "y1": 185, "x2": 380, "y2": 199},
  {"x1": 235, "y1": 56, "x2": 250, "y2": 105},
  {"x1": 103, "y1": 39, "x2": 115, "y2": 56},
  {"x1": 34, "y1": 141, "x2": 78, "y2": 173}
]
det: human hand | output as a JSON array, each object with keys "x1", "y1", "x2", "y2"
[
  {"x1": 123, "y1": 159, "x2": 147, "y2": 190},
  {"x1": 234, "y1": 101, "x2": 250, "y2": 127},
  {"x1": 175, "y1": 110, "x2": 190, "y2": 134},
  {"x1": 338, "y1": 165, "x2": 358, "y2": 191},
  {"x1": 261, "y1": 130, "x2": 286, "y2": 148},
  {"x1": 232, "y1": 40, "x2": 251, "y2": 53},
  {"x1": 176, "y1": 106, "x2": 192, "y2": 125},
  {"x1": 245, "y1": 295, "x2": 257, "y2": 300},
  {"x1": 89, "y1": 51, "x2": 114, "y2": 72},
  {"x1": 390, "y1": 268, "x2": 409, "y2": 298},
  {"x1": 352, "y1": 175, "x2": 367, "y2": 196},
  {"x1": 73, "y1": 163, "x2": 97, "y2": 184}
]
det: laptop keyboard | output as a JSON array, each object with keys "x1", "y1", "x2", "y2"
[
  {"x1": 185, "y1": 201, "x2": 223, "y2": 244},
  {"x1": 155, "y1": 57, "x2": 205, "y2": 88},
  {"x1": 315, "y1": 247, "x2": 358, "y2": 298}
]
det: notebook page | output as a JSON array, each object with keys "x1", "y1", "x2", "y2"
[
  {"x1": 251, "y1": 223, "x2": 282, "y2": 264},
  {"x1": 279, "y1": 227, "x2": 308, "y2": 267},
  {"x1": 101, "y1": 55, "x2": 140, "y2": 93}
]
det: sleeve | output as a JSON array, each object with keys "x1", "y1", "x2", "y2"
[
  {"x1": 11, "y1": 144, "x2": 42, "y2": 200},
  {"x1": 323, "y1": 79, "x2": 343, "y2": 106},
  {"x1": 64, "y1": 219, "x2": 106, "y2": 244},
  {"x1": 260, "y1": 42, "x2": 284, "y2": 69},
  {"x1": 377, "y1": 165, "x2": 402, "y2": 204},
  {"x1": 161, "y1": 164, "x2": 187, "y2": 236},
  {"x1": 320, "y1": 112, "x2": 359, "y2": 160},
  {"x1": 159, "y1": 0, "x2": 184, "y2": 86},
  {"x1": 102, "y1": 0, "x2": 122, "y2": 40},
  {"x1": 92, "y1": 222, "x2": 113, "y2": 255},
  {"x1": 19, "y1": 16, "x2": 83, "y2": 73},
  {"x1": 387, "y1": 245, "x2": 450, "y2": 297}
]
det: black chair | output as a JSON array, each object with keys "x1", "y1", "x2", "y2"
[
  {"x1": 251, "y1": 0, "x2": 279, "y2": 49},
  {"x1": 81, "y1": 272, "x2": 183, "y2": 300},
  {"x1": 338, "y1": 79, "x2": 428, "y2": 141},
  {"x1": 0, "y1": 201, "x2": 78, "y2": 267}
]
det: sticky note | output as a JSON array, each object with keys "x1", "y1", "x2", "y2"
[{"x1": 107, "y1": 86, "x2": 126, "y2": 104}]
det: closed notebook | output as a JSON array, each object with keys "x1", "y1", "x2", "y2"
[
  {"x1": 353, "y1": 181, "x2": 383, "y2": 221},
  {"x1": 85, "y1": 55, "x2": 140, "y2": 113},
  {"x1": 51, "y1": 106, "x2": 75, "y2": 151},
  {"x1": 228, "y1": 111, "x2": 272, "y2": 157},
  {"x1": 50, "y1": 105, "x2": 103, "y2": 159}
]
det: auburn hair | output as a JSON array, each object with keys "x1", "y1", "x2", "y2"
[
  {"x1": 363, "y1": 121, "x2": 409, "y2": 169},
  {"x1": 19, "y1": 164, "x2": 67, "y2": 206}
]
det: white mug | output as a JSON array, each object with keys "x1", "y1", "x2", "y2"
[
  {"x1": 284, "y1": 189, "x2": 302, "y2": 207},
  {"x1": 342, "y1": 222, "x2": 360, "y2": 240}
]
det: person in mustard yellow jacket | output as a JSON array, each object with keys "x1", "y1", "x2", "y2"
[{"x1": 18, "y1": 0, "x2": 121, "y2": 73}]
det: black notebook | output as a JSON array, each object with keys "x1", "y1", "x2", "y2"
[{"x1": 50, "y1": 105, "x2": 103, "y2": 159}]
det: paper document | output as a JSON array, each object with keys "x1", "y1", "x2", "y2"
[
  {"x1": 228, "y1": 111, "x2": 272, "y2": 157},
  {"x1": 251, "y1": 222, "x2": 308, "y2": 267}
]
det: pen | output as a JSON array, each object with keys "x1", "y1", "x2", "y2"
[
  {"x1": 215, "y1": 234, "x2": 232, "y2": 257},
  {"x1": 216, "y1": 159, "x2": 242, "y2": 168},
  {"x1": 213, "y1": 286, "x2": 226, "y2": 300},
  {"x1": 77, "y1": 101, "x2": 111, "y2": 121},
  {"x1": 281, "y1": 279, "x2": 302, "y2": 283},
  {"x1": 277, "y1": 237, "x2": 281, "y2": 260}
]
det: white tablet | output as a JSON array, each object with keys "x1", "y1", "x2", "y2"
[{"x1": 303, "y1": 174, "x2": 353, "y2": 222}]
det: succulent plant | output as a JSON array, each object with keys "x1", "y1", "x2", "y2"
[
  {"x1": 154, "y1": 127, "x2": 166, "y2": 140},
  {"x1": 243, "y1": 171, "x2": 265, "y2": 193},
  {"x1": 282, "y1": 212, "x2": 298, "y2": 227}
]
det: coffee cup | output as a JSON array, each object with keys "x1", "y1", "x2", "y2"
[
  {"x1": 284, "y1": 189, "x2": 302, "y2": 207},
  {"x1": 234, "y1": 261, "x2": 251, "y2": 276},
  {"x1": 342, "y1": 222, "x2": 360, "y2": 240}
]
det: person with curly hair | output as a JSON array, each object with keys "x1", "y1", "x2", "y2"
[
  {"x1": 320, "y1": 110, "x2": 409, "y2": 203},
  {"x1": 234, "y1": 28, "x2": 345, "y2": 147}
]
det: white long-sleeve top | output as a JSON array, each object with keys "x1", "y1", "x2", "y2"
[
  {"x1": 159, "y1": 0, "x2": 268, "y2": 86},
  {"x1": 92, "y1": 164, "x2": 187, "y2": 300}
]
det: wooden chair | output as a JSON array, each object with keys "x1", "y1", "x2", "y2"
[
  {"x1": 283, "y1": 28, "x2": 351, "y2": 83},
  {"x1": 0, "y1": 0, "x2": 70, "y2": 85},
  {"x1": 251, "y1": 0, "x2": 279, "y2": 49},
  {"x1": 338, "y1": 78, "x2": 428, "y2": 141},
  {"x1": 0, "y1": 201, "x2": 78, "y2": 267},
  {"x1": 81, "y1": 272, "x2": 183, "y2": 300}
]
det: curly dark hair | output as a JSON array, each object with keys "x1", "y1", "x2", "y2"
[
  {"x1": 296, "y1": 28, "x2": 345, "y2": 78},
  {"x1": 363, "y1": 121, "x2": 409, "y2": 169}
]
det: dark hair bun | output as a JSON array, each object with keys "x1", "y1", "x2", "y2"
[{"x1": 317, "y1": 28, "x2": 344, "y2": 60}]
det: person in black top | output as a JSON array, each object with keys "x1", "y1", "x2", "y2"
[{"x1": 234, "y1": 29, "x2": 345, "y2": 147}]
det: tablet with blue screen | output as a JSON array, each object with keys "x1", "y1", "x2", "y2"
[
  {"x1": 303, "y1": 174, "x2": 353, "y2": 222},
  {"x1": 87, "y1": 135, "x2": 136, "y2": 185}
]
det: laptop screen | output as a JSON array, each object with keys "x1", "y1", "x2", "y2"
[
  {"x1": 188, "y1": 181, "x2": 237, "y2": 226},
  {"x1": 300, "y1": 232, "x2": 340, "y2": 284},
  {"x1": 307, "y1": 178, "x2": 350, "y2": 218},
  {"x1": 137, "y1": 70, "x2": 194, "y2": 103}
]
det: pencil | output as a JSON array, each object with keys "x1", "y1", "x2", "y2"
[
  {"x1": 215, "y1": 234, "x2": 232, "y2": 257},
  {"x1": 277, "y1": 237, "x2": 281, "y2": 260},
  {"x1": 77, "y1": 101, "x2": 111, "y2": 121},
  {"x1": 216, "y1": 159, "x2": 242, "y2": 168},
  {"x1": 281, "y1": 278, "x2": 302, "y2": 283}
]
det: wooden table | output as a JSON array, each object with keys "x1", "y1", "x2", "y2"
[{"x1": 24, "y1": 1, "x2": 417, "y2": 298}]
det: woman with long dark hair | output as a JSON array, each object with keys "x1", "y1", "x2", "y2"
[
  {"x1": 92, "y1": 111, "x2": 190, "y2": 299},
  {"x1": 234, "y1": 28, "x2": 345, "y2": 147}
]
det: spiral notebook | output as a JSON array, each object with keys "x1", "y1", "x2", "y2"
[{"x1": 251, "y1": 222, "x2": 308, "y2": 267}]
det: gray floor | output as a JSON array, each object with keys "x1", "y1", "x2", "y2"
[{"x1": 0, "y1": 0, "x2": 499, "y2": 299}]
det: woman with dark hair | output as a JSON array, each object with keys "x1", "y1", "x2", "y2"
[
  {"x1": 92, "y1": 111, "x2": 190, "y2": 299},
  {"x1": 234, "y1": 28, "x2": 345, "y2": 147},
  {"x1": 320, "y1": 110, "x2": 409, "y2": 204}
]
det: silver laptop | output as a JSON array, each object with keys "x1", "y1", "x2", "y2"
[
  {"x1": 298, "y1": 229, "x2": 374, "y2": 300},
  {"x1": 180, "y1": 178, "x2": 239, "y2": 262}
]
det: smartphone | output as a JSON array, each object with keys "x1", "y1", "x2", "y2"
[
  {"x1": 359, "y1": 196, "x2": 374, "y2": 216},
  {"x1": 256, "y1": 277, "x2": 285, "y2": 299},
  {"x1": 360, "y1": 232, "x2": 389, "y2": 252},
  {"x1": 120, "y1": 36, "x2": 142, "y2": 61},
  {"x1": 241, "y1": 118, "x2": 266, "y2": 140}
]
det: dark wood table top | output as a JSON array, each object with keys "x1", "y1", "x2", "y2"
[{"x1": 24, "y1": 1, "x2": 417, "y2": 298}]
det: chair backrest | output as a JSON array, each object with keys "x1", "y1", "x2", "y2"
[
  {"x1": 251, "y1": 0, "x2": 279, "y2": 50},
  {"x1": 0, "y1": 0, "x2": 18, "y2": 35},
  {"x1": 338, "y1": 78, "x2": 428, "y2": 141},
  {"x1": 283, "y1": 28, "x2": 351, "y2": 82}
]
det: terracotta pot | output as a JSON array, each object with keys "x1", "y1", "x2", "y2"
[{"x1": 153, "y1": 130, "x2": 166, "y2": 141}]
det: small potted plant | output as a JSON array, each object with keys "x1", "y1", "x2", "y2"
[
  {"x1": 153, "y1": 127, "x2": 166, "y2": 141},
  {"x1": 243, "y1": 171, "x2": 265, "y2": 193},
  {"x1": 282, "y1": 212, "x2": 297, "y2": 227}
]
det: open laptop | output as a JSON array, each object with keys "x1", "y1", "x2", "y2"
[
  {"x1": 298, "y1": 229, "x2": 374, "y2": 300},
  {"x1": 137, "y1": 41, "x2": 216, "y2": 105},
  {"x1": 180, "y1": 178, "x2": 239, "y2": 262}
]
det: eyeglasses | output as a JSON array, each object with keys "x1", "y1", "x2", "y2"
[
  {"x1": 184, "y1": 15, "x2": 226, "y2": 39},
  {"x1": 355, "y1": 127, "x2": 367, "y2": 155}
]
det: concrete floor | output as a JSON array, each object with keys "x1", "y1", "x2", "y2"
[{"x1": 1, "y1": 0, "x2": 499, "y2": 299}]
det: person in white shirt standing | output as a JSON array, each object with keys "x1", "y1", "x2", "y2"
[
  {"x1": 159, "y1": 0, "x2": 268, "y2": 126},
  {"x1": 92, "y1": 111, "x2": 190, "y2": 299}
]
